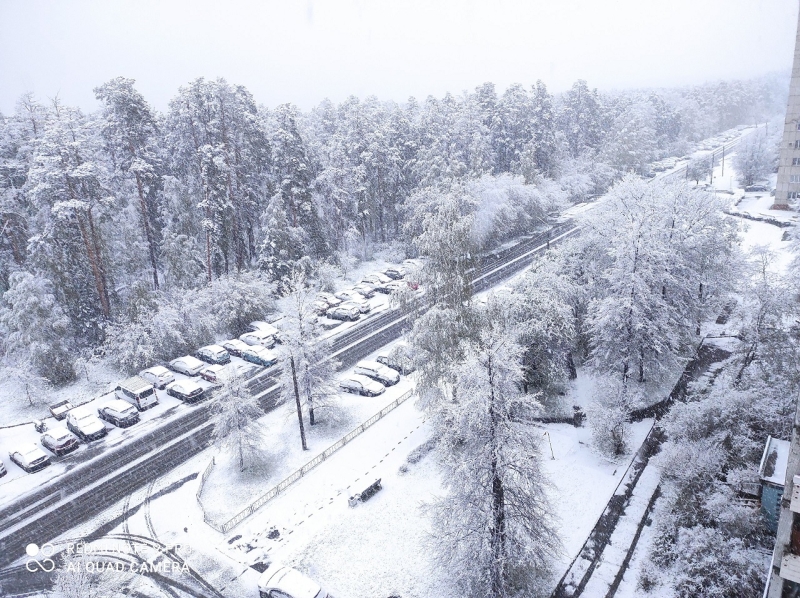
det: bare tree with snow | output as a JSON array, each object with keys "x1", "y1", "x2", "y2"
[
  {"x1": 210, "y1": 368, "x2": 263, "y2": 472},
  {"x1": 278, "y1": 270, "x2": 339, "y2": 449},
  {"x1": 428, "y1": 303, "x2": 559, "y2": 597}
]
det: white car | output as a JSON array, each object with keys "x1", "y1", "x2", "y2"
[
  {"x1": 9, "y1": 443, "x2": 51, "y2": 473},
  {"x1": 257, "y1": 564, "x2": 333, "y2": 598},
  {"x1": 169, "y1": 355, "x2": 206, "y2": 376},
  {"x1": 247, "y1": 321, "x2": 280, "y2": 337},
  {"x1": 240, "y1": 330, "x2": 277, "y2": 349},
  {"x1": 316, "y1": 293, "x2": 342, "y2": 308},
  {"x1": 339, "y1": 299, "x2": 370, "y2": 314},
  {"x1": 339, "y1": 373, "x2": 385, "y2": 397},
  {"x1": 139, "y1": 366, "x2": 175, "y2": 390},
  {"x1": 334, "y1": 289, "x2": 368, "y2": 303},
  {"x1": 353, "y1": 360, "x2": 400, "y2": 386},
  {"x1": 65, "y1": 406, "x2": 108, "y2": 442},
  {"x1": 166, "y1": 379, "x2": 205, "y2": 403}
]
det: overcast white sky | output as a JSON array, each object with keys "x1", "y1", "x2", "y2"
[{"x1": 0, "y1": 0, "x2": 796, "y2": 114}]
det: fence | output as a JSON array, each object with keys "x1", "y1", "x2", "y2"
[
  {"x1": 207, "y1": 388, "x2": 414, "y2": 534},
  {"x1": 195, "y1": 456, "x2": 216, "y2": 517}
]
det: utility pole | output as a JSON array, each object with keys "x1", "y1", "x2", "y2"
[{"x1": 721, "y1": 146, "x2": 725, "y2": 176}]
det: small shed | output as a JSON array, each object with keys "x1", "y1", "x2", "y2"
[{"x1": 760, "y1": 435, "x2": 790, "y2": 533}]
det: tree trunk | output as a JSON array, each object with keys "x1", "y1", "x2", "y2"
[
  {"x1": 304, "y1": 361, "x2": 315, "y2": 425},
  {"x1": 75, "y1": 211, "x2": 111, "y2": 320},
  {"x1": 290, "y1": 356, "x2": 308, "y2": 450},
  {"x1": 487, "y1": 355, "x2": 505, "y2": 597},
  {"x1": 133, "y1": 170, "x2": 160, "y2": 290}
]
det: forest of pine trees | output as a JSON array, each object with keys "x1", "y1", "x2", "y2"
[{"x1": 0, "y1": 74, "x2": 787, "y2": 385}]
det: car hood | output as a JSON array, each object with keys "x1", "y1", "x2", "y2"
[
  {"x1": 258, "y1": 566, "x2": 321, "y2": 598},
  {"x1": 366, "y1": 380, "x2": 384, "y2": 392},
  {"x1": 76, "y1": 417, "x2": 105, "y2": 434}
]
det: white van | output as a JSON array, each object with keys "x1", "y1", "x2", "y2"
[{"x1": 115, "y1": 376, "x2": 159, "y2": 411}]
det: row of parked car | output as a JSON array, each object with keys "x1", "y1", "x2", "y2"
[
  {"x1": 1, "y1": 264, "x2": 420, "y2": 478},
  {"x1": 313, "y1": 265, "x2": 419, "y2": 322},
  {"x1": 338, "y1": 343, "x2": 414, "y2": 397}
]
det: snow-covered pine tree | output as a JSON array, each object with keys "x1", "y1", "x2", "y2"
[{"x1": 94, "y1": 77, "x2": 164, "y2": 290}]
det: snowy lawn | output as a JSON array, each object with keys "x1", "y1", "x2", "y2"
[{"x1": 200, "y1": 374, "x2": 415, "y2": 524}]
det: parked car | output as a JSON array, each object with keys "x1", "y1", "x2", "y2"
[
  {"x1": 10, "y1": 443, "x2": 51, "y2": 473},
  {"x1": 351, "y1": 283, "x2": 376, "y2": 299},
  {"x1": 312, "y1": 299, "x2": 331, "y2": 316},
  {"x1": 339, "y1": 373, "x2": 385, "y2": 397},
  {"x1": 326, "y1": 305, "x2": 360, "y2": 322},
  {"x1": 201, "y1": 363, "x2": 250, "y2": 383},
  {"x1": 0, "y1": 460, "x2": 6, "y2": 478},
  {"x1": 241, "y1": 346, "x2": 279, "y2": 368},
  {"x1": 222, "y1": 338, "x2": 251, "y2": 357},
  {"x1": 361, "y1": 274, "x2": 392, "y2": 293},
  {"x1": 240, "y1": 330, "x2": 277, "y2": 349},
  {"x1": 247, "y1": 321, "x2": 280, "y2": 337},
  {"x1": 383, "y1": 266, "x2": 406, "y2": 280},
  {"x1": 139, "y1": 366, "x2": 175, "y2": 390},
  {"x1": 376, "y1": 342, "x2": 415, "y2": 375},
  {"x1": 98, "y1": 399, "x2": 141, "y2": 428},
  {"x1": 200, "y1": 364, "x2": 227, "y2": 383},
  {"x1": 353, "y1": 360, "x2": 400, "y2": 386},
  {"x1": 115, "y1": 376, "x2": 159, "y2": 410},
  {"x1": 49, "y1": 399, "x2": 74, "y2": 421},
  {"x1": 166, "y1": 379, "x2": 205, "y2": 403},
  {"x1": 334, "y1": 289, "x2": 368, "y2": 303},
  {"x1": 340, "y1": 299, "x2": 370, "y2": 314},
  {"x1": 196, "y1": 344, "x2": 231, "y2": 365},
  {"x1": 169, "y1": 355, "x2": 206, "y2": 376},
  {"x1": 316, "y1": 292, "x2": 342, "y2": 308},
  {"x1": 745, "y1": 184, "x2": 769, "y2": 193},
  {"x1": 257, "y1": 564, "x2": 333, "y2": 598},
  {"x1": 65, "y1": 406, "x2": 108, "y2": 442},
  {"x1": 40, "y1": 427, "x2": 79, "y2": 456}
]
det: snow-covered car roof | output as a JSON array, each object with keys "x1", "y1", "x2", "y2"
[
  {"x1": 14, "y1": 442, "x2": 49, "y2": 461},
  {"x1": 102, "y1": 399, "x2": 137, "y2": 414},
  {"x1": 171, "y1": 355, "x2": 205, "y2": 368},
  {"x1": 347, "y1": 373, "x2": 382, "y2": 389},
  {"x1": 168, "y1": 379, "x2": 203, "y2": 393},
  {"x1": 44, "y1": 427, "x2": 74, "y2": 442},
  {"x1": 250, "y1": 321, "x2": 279, "y2": 335},
  {"x1": 68, "y1": 406, "x2": 94, "y2": 419},
  {"x1": 142, "y1": 365, "x2": 171, "y2": 376},
  {"x1": 199, "y1": 344, "x2": 227, "y2": 353},
  {"x1": 245, "y1": 346, "x2": 277, "y2": 358},
  {"x1": 257, "y1": 565, "x2": 322, "y2": 598}
]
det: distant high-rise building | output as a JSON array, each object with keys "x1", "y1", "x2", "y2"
[{"x1": 773, "y1": 5, "x2": 800, "y2": 209}]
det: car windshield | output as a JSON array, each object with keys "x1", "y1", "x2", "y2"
[{"x1": 118, "y1": 405, "x2": 137, "y2": 415}]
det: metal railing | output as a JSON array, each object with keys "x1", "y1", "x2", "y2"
[
  {"x1": 195, "y1": 455, "x2": 215, "y2": 512},
  {"x1": 207, "y1": 388, "x2": 414, "y2": 533}
]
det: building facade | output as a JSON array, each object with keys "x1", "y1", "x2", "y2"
[{"x1": 774, "y1": 5, "x2": 800, "y2": 209}]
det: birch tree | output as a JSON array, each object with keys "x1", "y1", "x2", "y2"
[{"x1": 211, "y1": 368, "x2": 263, "y2": 472}]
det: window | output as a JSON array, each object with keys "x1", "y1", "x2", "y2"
[
  {"x1": 790, "y1": 192, "x2": 799, "y2": 200},
  {"x1": 796, "y1": 123, "x2": 800, "y2": 130},
  {"x1": 796, "y1": 140, "x2": 800, "y2": 149},
  {"x1": 794, "y1": 158, "x2": 800, "y2": 166},
  {"x1": 791, "y1": 175, "x2": 800, "y2": 183}
]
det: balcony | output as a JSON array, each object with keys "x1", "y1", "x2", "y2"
[
  {"x1": 791, "y1": 475, "x2": 800, "y2": 513},
  {"x1": 781, "y1": 552, "x2": 800, "y2": 584}
]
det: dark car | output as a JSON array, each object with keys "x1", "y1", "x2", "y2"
[
  {"x1": 41, "y1": 427, "x2": 80, "y2": 456},
  {"x1": 745, "y1": 184, "x2": 769, "y2": 193},
  {"x1": 383, "y1": 267, "x2": 406, "y2": 280},
  {"x1": 166, "y1": 380, "x2": 205, "y2": 403},
  {"x1": 326, "y1": 305, "x2": 360, "y2": 322},
  {"x1": 49, "y1": 399, "x2": 74, "y2": 421},
  {"x1": 195, "y1": 344, "x2": 231, "y2": 365},
  {"x1": 241, "y1": 346, "x2": 279, "y2": 368},
  {"x1": 97, "y1": 399, "x2": 141, "y2": 428}
]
